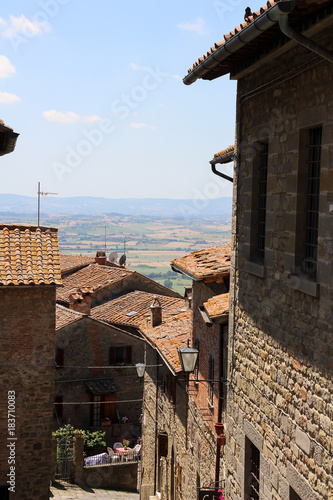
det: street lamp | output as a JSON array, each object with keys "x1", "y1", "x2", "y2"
[
  {"x1": 135, "y1": 363, "x2": 146, "y2": 378},
  {"x1": 177, "y1": 344, "x2": 199, "y2": 374}
]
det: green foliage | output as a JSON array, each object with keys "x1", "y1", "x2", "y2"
[
  {"x1": 83, "y1": 430, "x2": 106, "y2": 455},
  {"x1": 164, "y1": 279, "x2": 173, "y2": 289}
]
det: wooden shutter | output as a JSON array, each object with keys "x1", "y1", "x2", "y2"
[{"x1": 104, "y1": 394, "x2": 117, "y2": 422}]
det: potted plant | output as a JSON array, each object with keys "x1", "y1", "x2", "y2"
[
  {"x1": 123, "y1": 439, "x2": 130, "y2": 450},
  {"x1": 74, "y1": 429, "x2": 85, "y2": 438}
]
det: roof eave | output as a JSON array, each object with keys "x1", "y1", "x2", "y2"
[{"x1": 183, "y1": 0, "x2": 296, "y2": 85}]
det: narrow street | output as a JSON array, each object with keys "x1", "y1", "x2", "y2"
[{"x1": 50, "y1": 481, "x2": 139, "y2": 500}]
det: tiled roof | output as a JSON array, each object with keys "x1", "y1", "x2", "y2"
[
  {"x1": 214, "y1": 145, "x2": 235, "y2": 159},
  {"x1": 141, "y1": 310, "x2": 192, "y2": 374},
  {"x1": 203, "y1": 293, "x2": 229, "y2": 322},
  {"x1": 0, "y1": 120, "x2": 19, "y2": 156},
  {"x1": 90, "y1": 291, "x2": 185, "y2": 330},
  {"x1": 60, "y1": 254, "x2": 95, "y2": 276},
  {"x1": 171, "y1": 243, "x2": 231, "y2": 282},
  {"x1": 57, "y1": 263, "x2": 133, "y2": 303},
  {"x1": 184, "y1": 0, "x2": 332, "y2": 83},
  {"x1": 56, "y1": 304, "x2": 85, "y2": 330},
  {"x1": 0, "y1": 225, "x2": 62, "y2": 286}
]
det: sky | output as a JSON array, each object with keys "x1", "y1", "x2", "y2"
[{"x1": 0, "y1": 0, "x2": 266, "y2": 200}]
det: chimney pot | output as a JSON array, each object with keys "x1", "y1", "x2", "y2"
[
  {"x1": 69, "y1": 287, "x2": 92, "y2": 315},
  {"x1": 151, "y1": 295, "x2": 162, "y2": 327},
  {"x1": 95, "y1": 250, "x2": 106, "y2": 265}
]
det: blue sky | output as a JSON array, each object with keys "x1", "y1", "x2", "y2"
[{"x1": 0, "y1": 0, "x2": 265, "y2": 199}]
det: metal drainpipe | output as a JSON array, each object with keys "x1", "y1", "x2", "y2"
[
  {"x1": 214, "y1": 325, "x2": 224, "y2": 488},
  {"x1": 211, "y1": 164, "x2": 233, "y2": 183},
  {"x1": 279, "y1": 12, "x2": 333, "y2": 63}
]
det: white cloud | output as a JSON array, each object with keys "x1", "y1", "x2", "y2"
[
  {"x1": 177, "y1": 18, "x2": 208, "y2": 35},
  {"x1": 172, "y1": 74, "x2": 181, "y2": 80},
  {"x1": 0, "y1": 55, "x2": 15, "y2": 78},
  {"x1": 130, "y1": 62, "x2": 149, "y2": 71},
  {"x1": 1, "y1": 14, "x2": 51, "y2": 39},
  {"x1": 0, "y1": 18, "x2": 6, "y2": 28},
  {"x1": 129, "y1": 122, "x2": 155, "y2": 130},
  {"x1": 82, "y1": 115, "x2": 103, "y2": 123},
  {"x1": 0, "y1": 91, "x2": 21, "y2": 103},
  {"x1": 43, "y1": 110, "x2": 80, "y2": 124}
]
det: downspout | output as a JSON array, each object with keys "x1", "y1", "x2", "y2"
[
  {"x1": 214, "y1": 325, "x2": 225, "y2": 488},
  {"x1": 279, "y1": 12, "x2": 333, "y2": 63},
  {"x1": 211, "y1": 164, "x2": 233, "y2": 183}
]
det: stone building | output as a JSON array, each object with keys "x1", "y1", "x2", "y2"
[
  {"x1": 171, "y1": 245, "x2": 230, "y2": 496},
  {"x1": 0, "y1": 225, "x2": 61, "y2": 500},
  {"x1": 183, "y1": 1, "x2": 333, "y2": 499},
  {"x1": 139, "y1": 307, "x2": 192, "y2": 500},
  {"x1": 55, "y1": 303, "x2": 145, "y2": 445}
]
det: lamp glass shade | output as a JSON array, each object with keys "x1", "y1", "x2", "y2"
[
  {"x1": 136, "y1": 363, "x2": 146, "y2": 378},
  {"x1": 178, "y1": 347, "x2": 199, "y2": 373}
]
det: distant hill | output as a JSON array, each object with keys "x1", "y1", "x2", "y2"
[{"x1": 0, "y1": 194, "x2": 232, "y2": 218}]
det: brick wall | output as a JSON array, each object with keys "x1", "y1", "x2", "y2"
[
  {"x1": 227, "y1": 24, "x2": 333, "y2": 500},
  {"x1": 0, "y1": 287, "x2": 56, "y2": 500}
]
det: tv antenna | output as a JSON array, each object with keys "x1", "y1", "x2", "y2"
[{"x1": 37, "y1": 182, "x2": 58, "y2": 226}]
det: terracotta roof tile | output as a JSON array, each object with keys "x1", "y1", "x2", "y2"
[
  {"x1": 60, "y1": 254, "x2": 95, "y2": 276},
  {"x1": 186, "y1": 1, "x2": 280, "y2": 77},
  {"x1": 203, "y1": 293, "x2": 229, "y2": 322},
  {"x1": 171, "y1": 243, "x2": 231, "y2": 282},
  {"x1": 57, "y1": 263, "x2": 133, "y2": 303},
  {"x1": 0, "y1": 225, "x2": 61, "y2": 286},
  {"x1": 0, "y1": 120, "x2": 19, "y2": 156},
  {"x1": 90, "y1": 291, "x2": 185, "y2": 330},
  {"x1": 214, "y1": 145, "x2": 235, "y2": 159},
  {"x1": 56, "y1": 304, "x2": 84, "y2": 330},
  {"x1": 141, "y1": 310, "x2": 192, "y2": 373}
]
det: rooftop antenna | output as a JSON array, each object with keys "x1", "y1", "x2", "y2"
[{"x1": 37, "y1": 182, "x2": 58, "y2": 226}]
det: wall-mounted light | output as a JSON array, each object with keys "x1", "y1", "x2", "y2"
[
  {"x1": 136, "y1": 363, "x2": 146, "y2": 378},
  {"x1": 178, "y1": 343, "x2": 199, "y2": 374}
]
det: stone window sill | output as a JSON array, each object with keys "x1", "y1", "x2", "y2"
[
  {"x1": 287, "y1": 274, "x2": 320, "y2": 298},
  {"x1": 244, "y1": 261, "x2": 265, "y2": 278}
]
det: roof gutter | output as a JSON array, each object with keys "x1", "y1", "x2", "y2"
[
  {"x1": 210, "y1": 151, "x2": 235, "y2": 183},
  {"x1": 183, "y1": 0, "x2": 296, "y2": 86},
  {"x1": 279, "y1": 11, "x2": 333, "y2": 63}
]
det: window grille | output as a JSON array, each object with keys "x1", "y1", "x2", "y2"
[
  {"x1": 303, "y1": 126, "x2": 322, "y2": 278},
  {"x1": 250, "y1": 442, "x2": 260, "y2": 500},
  {"x1": 257, "y1": 141, "x2": 268, "y2": 263}
]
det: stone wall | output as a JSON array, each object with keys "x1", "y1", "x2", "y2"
[
  {"x1": 0, "y1": 287, "x2": 56, "y2": 500},
  {"x1": 55, "y1": 317, "x2": 145, "y2": 441},
  {"x1": 227, "y1": 21, "x2": 333, "y2": 500}
]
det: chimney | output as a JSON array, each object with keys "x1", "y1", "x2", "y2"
[
  {"x1": 69, "y1": 287, "x2": 92, "y2": 315},
  {"x1": 95, "y1": 250, "x2": 106, "y2": 265},
  {"x1": 184, "y1": 286, "x2": 192, "y2": 309},
  {"x1": 150, "y1": 296, "x2": 162, "y2": 327}
]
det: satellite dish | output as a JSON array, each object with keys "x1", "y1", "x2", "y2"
[
  {"x1": 109, "y1": 252, "x2": 118, "y2": 263},
  {"x1": 119, "y1": 254, "x2": 127, "y2": 267}
]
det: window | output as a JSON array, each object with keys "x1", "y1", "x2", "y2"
[
  {"x1": 194, "y1": 338, "x2": 200, "y2": 383},
  {"x1": 55, "y1": 347, "x2": 64, "y2": 368},
  {"x1": 208, "y1": 354, "x2": 214, "y2": 405},
  {"x1": 250, "y1": 141, "x2": 268, "y2": 264},
  {"x1": 91, "y1": 394, "x2": 117, "y2": 426},
  {"x1": 303, "y1": 126, "x2": 322, "y2": 279},
  {"x1": 295, "y1": 126, "x2": 322, "y2": 281},
  {"x1": 245, "y1": 437, "x2": 260, "y2": 500},
  {"x1": 167, "y1": 374, "x2": 176, "y2": 404},
  {"x1": 290, "y1": 487, "x2": 302, "y2": 500},
  {"x1": 0, "y1": 486, "x2": 9, "y2": 500},
  {"x1": 109, "y1": 345, "x2": 132, "y2": 365}
]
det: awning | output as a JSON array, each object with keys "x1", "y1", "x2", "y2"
[{"x1": 85, "y1": 378, "x2": 116, "y2": 395}]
